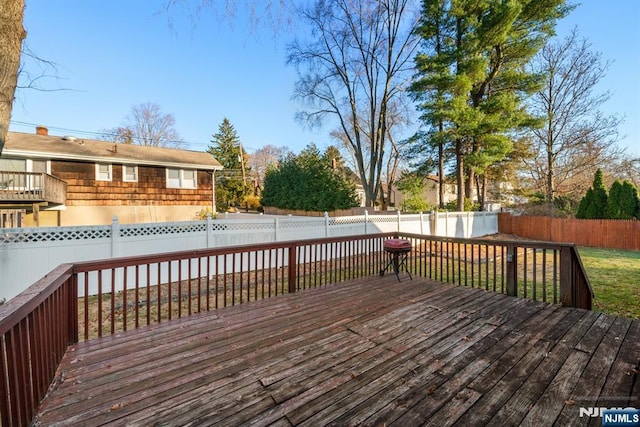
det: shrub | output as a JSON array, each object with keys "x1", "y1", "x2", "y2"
[
  {"x1": 261, "y1": 145, "x2": 359, "y2": 212},
  {"x1": 576, "y1": 169, "x2": 608, "y2": 219}
]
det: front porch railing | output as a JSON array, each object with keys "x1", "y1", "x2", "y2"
[{"x1": 0, "y1": 232, "x2": 592, "y2": 426}]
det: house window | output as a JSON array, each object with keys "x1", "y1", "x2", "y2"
[
  {"x1": 166, "y1": 168, "x2": 197, "y2": 189},
  {"x1": 182, "y1": 169, "x2": 196, "y2": 188},
  {"x1": 0, "y1": 158, "x2": 26, "y2": 172},
  {"x1": 0, "y1": 158, "x2": 49, "y2": 173},
  {"x1": 0, "y1": 158, "x2": 50, "y2": 190},
  {"x1": 30, "y1": 159, "x2": 48, "y2": 173},
  {"x1": 96, "y1": 163, "x2": 112, "y2": 181},
  {"x1": 123, "y1": 165, "x2": 138, "y2": 182}
]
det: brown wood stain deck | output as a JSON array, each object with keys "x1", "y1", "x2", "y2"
[{"x1": 34, "y1": 275, "x2": 639, "y2": 426}]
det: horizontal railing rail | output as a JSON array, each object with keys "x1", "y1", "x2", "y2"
[
  {"x1": 397, "y1": 233, "x2": 593, "y2": 310},
  {"x1": 72, "y1": 233, "x2": 391, "y2": 341},
  {"x1": 0, "y1": 232, "x2": 593, "y2": 426}
]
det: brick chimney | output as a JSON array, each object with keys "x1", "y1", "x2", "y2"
[{"x1": 36, "y1": 125, "x2": 49, "y2": 136}]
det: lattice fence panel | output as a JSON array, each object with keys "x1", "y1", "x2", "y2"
[
  {"x1": 120, "y1": 222, "x2": 207, "y2": 237},
  {"x1": 1, "y1": 227, "x2": 111, "y2": 244}
]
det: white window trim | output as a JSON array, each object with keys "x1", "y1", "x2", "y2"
[
  {"x1": 96, "y1": 163, "x2": 112, "y2": 181},
  {"x1": 166, "y1": 168, "x2": 197, "y2": 189},
  {"x1": 123, "y1": 165, "x2": 138, "y2": 182}
]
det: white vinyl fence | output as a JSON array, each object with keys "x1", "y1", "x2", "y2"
[{"x1": 0, "y1": 211, "x2": 498, "y2": 302}]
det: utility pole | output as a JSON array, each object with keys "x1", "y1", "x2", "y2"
[
  {"x1": 239, "y1": 142, "x2": 248, "y2": 211},
  {"x1": 238, "y1": 142, "x2": 247, "y2": 188}
]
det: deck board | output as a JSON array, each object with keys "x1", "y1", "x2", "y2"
[{"x1": 34, "y1": 275, "x2": 640, "y2": 426}]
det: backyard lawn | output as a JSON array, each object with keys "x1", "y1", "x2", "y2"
[{"x1": 578, "y1": 247, "x2": 640, "y2": 319}]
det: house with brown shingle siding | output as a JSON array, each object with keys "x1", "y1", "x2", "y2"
[{"x1": 0, "y1": 127, "x2": 222, "y2": 227}]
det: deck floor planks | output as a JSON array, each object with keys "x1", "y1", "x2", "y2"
[
  {"x1": 33, "y1": 275, "x2": 640, "y2": 427},
  {"x1": 399, "y1": 310, "x2": 562, "y2": 425},
  {"x1": 57, "y1": 280, "x2": 404, "y2": 421},
  {"x1": 554, "y1": 315, "x2": 635, "y2": 426},
  {"x1": 385, "y1": 304, "x2": 564, "y2": 426},
  {"x1": 486, "y1": 311, "x2": 600, "y2": 426},
  {"x1": 42, "y1": 278, "x2": 428, "y2": 424},
  {"x1": 344, "y1": 321, "x2": 526, "y2": 427},
  {"x1": 297, "y1": 293, "x2": 550, "y2": 425},
  {"x1": 459, "y1": 310, "x2": 604, "y2": 425},
  {"x1": 595, "y1": 319, "x2": 640, "y2": 409}
]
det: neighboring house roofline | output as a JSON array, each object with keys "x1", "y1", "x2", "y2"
[
  {"x1": 2, "y1": 147, "x2": 222, "y2": 171},
  {"x1": 4, "y1": 131, "x2": 223, "y2": 171}
]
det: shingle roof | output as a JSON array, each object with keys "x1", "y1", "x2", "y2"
[{"x1": 3, "y1": 131, "x2": 222, "y2": 170}]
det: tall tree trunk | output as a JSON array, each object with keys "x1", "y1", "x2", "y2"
[
  {"x1": 455, "y1": 139, "x2": 464, "y2": 211},
  {"x1": 454, "y1": 17, "x2": 465, "y2": 212},
  {"x1": 547, "y1": 148, "x2": 555, "y2": 215},
  {"x1": 0, "y1": 0, "x2": 26, "y2": 156},
  {"x1": 476, "y1": 174, "x2": 487, "y2": 211},
  {"x1": 545, "y1": 78, "x2": 555, "y2": 216},
  {"x1": 438, "y1": 130, "x2": 445, "y2": 209},
  {"x1": 465, "y1": 166, "x2": 474, "y2": 207}
]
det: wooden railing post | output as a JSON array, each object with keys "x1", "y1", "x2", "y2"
[
  {"x1": 559, "y1": 246, "x2": 572, "y2": 307},
  {"x1": 506, "y1": 244, "x2": 517, "y2": 297},
  {"x1": 69, "y1": 273, "x2": 79, "y2": 344},
  {"x1": 288, "y1": 244, "x2": 297, "y2": 293}
]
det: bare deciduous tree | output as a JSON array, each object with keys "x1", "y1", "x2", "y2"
[
  {"x1": 525, "y1": 29, "x2": 622, "y2": 214},
  {"x1": 329, "y1": 98, "x2": 410, "y2": 210},
  {"x1": 102, "y1": 102, "x2": 184, "y2": 148},
  {"x1": 0, "y1": 0, "x2": 26, "y2": 156},
  {"x1": 287, "y1": 0, "x2": 419, "y2": 207},
  {"x1": 246, "y1": 144, "x2": 289, "y2": 191},
  {"x1": 616, "y1": 156, "x2": 640, "y2": 190}
]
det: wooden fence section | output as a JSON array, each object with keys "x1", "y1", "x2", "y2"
[{"x1": 499, "y1": 213, "x2": 640, "y2": 251}]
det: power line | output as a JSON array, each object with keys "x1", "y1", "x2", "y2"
[
  {"x1": 9, "y1": 120, "x2": 260, "y2": 153},
  {"x1": 10, "y1": 119, "x2": 208, "y2": 149}
]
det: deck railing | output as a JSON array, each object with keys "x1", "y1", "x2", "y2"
[
  {"x1": 0, "y1": 171, "x2": 67, "y2": 205},
  {"x1": 0, "y1": 265, "x2": 77, "y2": 427},
  {"x1": 398, "y1": 233, "x2": 593, "y2": 310},
  {"x1": 0, "y1": 232, "x2": 592, "y2": 426}
]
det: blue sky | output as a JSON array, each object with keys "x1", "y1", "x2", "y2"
[{"x1": 8, "y1": 1, "x2": 640, "y2": 157}]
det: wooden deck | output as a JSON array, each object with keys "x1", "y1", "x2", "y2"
[{"x1": 34, "y1": 275, "x2": 639, "y2": 426}]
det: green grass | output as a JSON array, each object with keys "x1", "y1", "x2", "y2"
[{"x1": 578, "y1": 247, "x2": 640, "y2": 319}]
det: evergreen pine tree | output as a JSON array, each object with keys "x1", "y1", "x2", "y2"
[
  {"x1": 619, "y1": 180, "x2": 640, "y2": 219},
  {"x1": 587, "y1": 168, "x2": 608, "y2": 219},
  {"x1": 207, "y1": 118, "x2": 248, "y2": 211},
  {"x1": 604, "y1": 180, "x2": 623, "y2": 219},
  {"x1": 599, "y1": 178, "x2": 640, "y2": 219},
  {"x1": 577, "y1": 168, "x2": 608, "y2": 219},
  {"x1": 411, "y1": 0, "x2": 570, "y2": 210},
  {"x1": 575, "y1": 188, "x2": 592, "y2": 219},
  {"x1": 261, "y1": 143, "x2": 358, "y2": 212}
]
